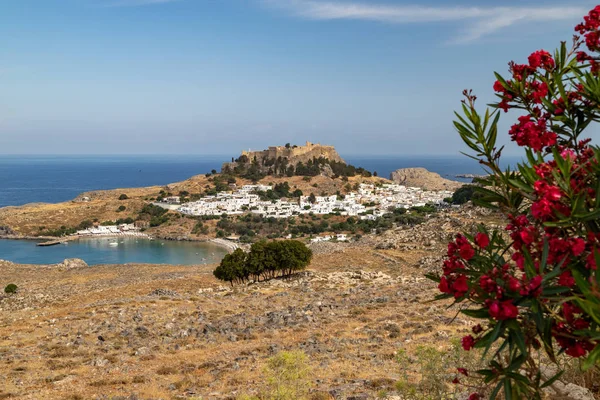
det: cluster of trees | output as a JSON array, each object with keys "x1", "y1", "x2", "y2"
[
  {"x1": 256, "y1": 182, "x2": 303, "y2": 200},
  {"x1": 327, "y1": 160, "x2": 372, "y2": 178},
  {"x1": 40, "y1": 225, "x2": 77, "y2": 237},
  {"x1": 191, "y1": 220, "x2": 209, "y2": 235},
  {"x1": 138, "y1": 204, "x2": 169, "y2": 227},
  {"x1": 205, "y1": 174, "x2": 237, "y2": 194},
  {"x1": 445, "y1": 185, "x2": 479, "y2": 205},
  {"x1": 225, "y1": 154, "x2": 373, "y2": 180},
  {"x1": 99, "y1": 217, "x2": 135, "y2": 226},
  {"x1": 294, "y1": 158, "x2": 372, "y2": 178},
  {"x1": 213, "y1": 240, "x2": 312, "y2": 285}
]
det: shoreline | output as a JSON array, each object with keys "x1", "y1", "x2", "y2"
[
  {"x1": 209, "y1": 238, "x2": 239, "y2": 252},
  {"x1": 0, "y1": 234, "x2": 238, "y2": 254}
]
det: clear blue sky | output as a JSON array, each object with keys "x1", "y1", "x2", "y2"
[{"x1": 0, "y1": 0, "x2": 597, "y2": 155}]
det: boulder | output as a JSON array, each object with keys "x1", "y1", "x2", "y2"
[{"x1": 55, "y1": 258, "x2": 88, "y2": 270}]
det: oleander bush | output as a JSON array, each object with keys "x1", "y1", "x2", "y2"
[{"x1": 429, "y1": 7, "x2": 600, "y2": 399}]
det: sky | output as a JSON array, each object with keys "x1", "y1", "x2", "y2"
[{"x1": 0, "y1": 0, "x2": 598, "y2": 156}]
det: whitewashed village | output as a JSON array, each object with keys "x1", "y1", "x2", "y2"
[
  {"x1": 72, "y1": 183, "x2": 453, "y2": 242},
  {"x1": 175, "y1": 183, "x2": 452, "y2": 242},
  {"x1": 175, "y1": 183, "x2": 451, "y2": 219}
]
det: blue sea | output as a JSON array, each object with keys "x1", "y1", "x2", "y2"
[{"x1": 0, "y1": 154, "x2": 521, "y2": 208}]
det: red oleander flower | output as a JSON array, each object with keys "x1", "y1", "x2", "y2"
[
  {"x1": 457, "y1": 367, "x2": 468, "y2": 376},
  {"x1": 493, "y1": 80, "x2": 505, "y2": 92},
  {"x1": 530, "y1": 81, "x2": 549, "y2": 104},
  {"x1": 475, "y1": 232, "x2": 490, "y2": 248},
  {"x1": 452, "y1": 274, "x2": 469, "y2": 298},
  {"x1": 459, "y1": 243, "x2": 475, "y2": 260},
  {"x1": 532, "y1": 198, "x2": 554, "y2": 219},
  {"x1": 462, "y1": 335, "x2": 476, "y2": 351},
  {"x1": 508, "y1": 276, "x2": 521, "y2": 292},
  {"x1": 528, "y1": 50, "x2": 555, "y2": 70},
  {"x1": 438, "y1": 276, "x2": 450, "y2": 293},
  {"x1": 479, "y1": 274, "x2": 496, "y2": 293},
  {"x1": 508, "y1": 116, "x2": 556, "y2": 151},
  {"x1": 558, "y1": 271, "x2": 576, "y2": 287},
  {"x1": 488, "y1": 300, "x2": 519, "y2": 320}
]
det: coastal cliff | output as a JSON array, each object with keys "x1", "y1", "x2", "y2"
[{"x1": 390, "y1": 167, "x2": 463, "y2": 191}]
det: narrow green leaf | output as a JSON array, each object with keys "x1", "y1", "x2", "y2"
[
  {"x1": 540, "y1": 370, "x2": 564, "y2": 389},
  {"x1": 582, "y1": 344, "x2": 600, "y2": 371}
]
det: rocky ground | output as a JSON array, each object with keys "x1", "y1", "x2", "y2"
[{"x1": 0, "y1": 208, "x2": 596, "y2": 400}]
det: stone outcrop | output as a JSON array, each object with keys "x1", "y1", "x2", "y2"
[
  {"x1": 54, "y1": 258, "x2": 88, "y2": 270},
  {"x1": 0, "y1": 226, "x2": 14, "y2": 236},
  {"x1": 389, "y1": 167, "x2": 463, "y2": 191}
]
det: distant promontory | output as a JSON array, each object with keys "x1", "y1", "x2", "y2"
[{"x1": 389, "y1": 167, "x2": 463, "y2": 191}]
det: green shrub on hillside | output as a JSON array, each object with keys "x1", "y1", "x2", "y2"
[
  {"x1": 4, "y1": 283, "x2": 18, "y2": 294},
  {"x1": 265, "y1": 350, "x2": 312, "y2": 400}
]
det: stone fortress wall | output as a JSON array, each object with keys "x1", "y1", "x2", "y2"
[{"x1": 223, "y1": 142, "x2": 345, "y2": 173}]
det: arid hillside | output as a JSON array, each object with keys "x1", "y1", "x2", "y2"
[{"x1": 1, "y1": 207, "x2": 596, "y2": 400}]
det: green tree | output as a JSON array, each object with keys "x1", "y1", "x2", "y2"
[{"x1": 213, "y1": 248, "x2": 248, "y2": 285}]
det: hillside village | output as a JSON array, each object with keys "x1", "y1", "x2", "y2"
[{"x1": 171, "y1": 183, "x2": 453, "y2": 219}]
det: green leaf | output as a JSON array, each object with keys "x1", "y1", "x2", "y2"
[
  {"x1": 510, "y1": 330, "x2": 527, "y2": 357},
  {"x1": 462, "y1": 308, "x2": 490, "y2": 319},
  {"x1": 504, "y1": 378, "x2": 513, "y2": 400},
  {"x1": 490, "y1": 381, "x2": 503, "y2": 399},
  {"x1": 582, "y1": 344, "x2": 600, "y2": 371},
  {"x1": 540, "y1": 370, "x2": 564, "y2": 389}
]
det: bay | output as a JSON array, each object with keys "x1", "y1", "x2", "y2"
[{"x1": 0, "y1": 237, "x2": 229, "y2": 266}]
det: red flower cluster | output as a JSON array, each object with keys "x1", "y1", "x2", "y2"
[
  {"x1": 553, "y1": 302, "x2": 595, "y2": 357},
  {"x1": 575, "y1": 6, "x2": 600, "y2": 73},
  {"x1": 576, "y1": 6, "x2": 600, "y2": 51},
  {"x1": 462, "y1": 334, "x2": 476, "y2": 351},
  {"x1": 475, "y1": 232, "x2": 490, "y2": 248},
  {"x1": 531, "y1": 180, "x2": 566, "y2": 220},
  {"x1": 486, "y1": 299, "x2": 518, "y2": 320},
  {"x1": 528, "y1": 50, "x2": 555, "y2": 71},
  {"x1": 439, "y1": 235, "x2": 479, "y2": 298},
  {"x1": 508, "y1": 116, "x2": 557, "y2": 151}
]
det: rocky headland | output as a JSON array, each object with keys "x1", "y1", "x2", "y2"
[{"x1": 390, "y1": 167, "x2": 463, "y2": 191}]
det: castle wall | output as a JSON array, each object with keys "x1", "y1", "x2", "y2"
[{"x1": 221, "y1": 143, "x2": 345, "y2": 173}]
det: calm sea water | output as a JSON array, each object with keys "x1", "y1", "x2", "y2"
[
  {"x1": 0, "y1": 237, "x2": 228, "y2": 266},
  {"x1": 0, "y1": 154, "x2": 522, "y2": 208}
]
